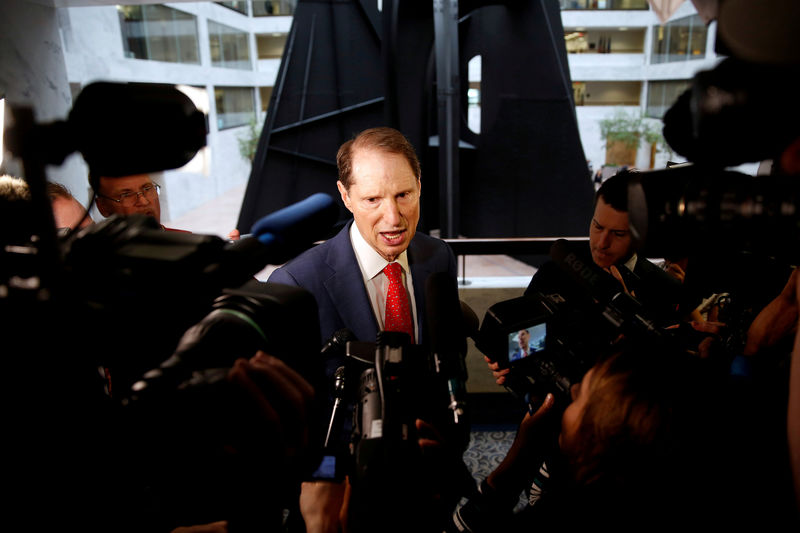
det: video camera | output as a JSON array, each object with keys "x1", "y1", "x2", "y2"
[
  {"x1": 2, "y1": 81, "x2": 338, "y2": 532},
  {"x1": 475, "y1": 239, "x2": 671, "y2": 408},
  {"x1": 311, "y1": 272, "x2": 477, "y2": 533}
]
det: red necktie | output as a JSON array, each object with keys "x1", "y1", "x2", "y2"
[{"x1": 383, "y1": 262, "x2": 414, "y2": 343}]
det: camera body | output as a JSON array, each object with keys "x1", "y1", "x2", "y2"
[{"x1": 476, "y1": 291, "x2": 598, "y2": 406}]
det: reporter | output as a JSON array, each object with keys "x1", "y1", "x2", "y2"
[{"x1": 457, "y1": 340, "x2": 769, "y2": 531}]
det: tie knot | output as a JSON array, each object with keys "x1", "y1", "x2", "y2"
[{"x1": 384, "y1": 262, "x2": 403, "y2": 282}]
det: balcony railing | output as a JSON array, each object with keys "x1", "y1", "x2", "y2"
[
  {"x1": 560, "y1": 0, "x2": 649, "y2": 9},
  {"x1": 443, "y1": 236, "x2": 590, "y2": 284}
]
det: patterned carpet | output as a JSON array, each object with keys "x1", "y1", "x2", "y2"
[{"x1": 462, "y1": 425, "x2": 518, "y2": 484}]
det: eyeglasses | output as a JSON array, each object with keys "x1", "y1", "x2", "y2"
[{"x1": 98, "y1": 183, "x2": 160, "y2": 207}]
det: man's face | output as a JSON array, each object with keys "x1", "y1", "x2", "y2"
[
  {"x1": 589, "y1": 197, "x2": 632, "y2": 268},
  {"x1": 51, "y1": 196, "x2": 92, "y2": 229},
  {"x1": 96, "y1": 174, "x2": 161, "y2": 224},
  {"x1": 518, "y1": 329, "x2": 530, "y2": 349},
  {"x1": 337, "y1": 148, "x2": 421, "y2": 262}
]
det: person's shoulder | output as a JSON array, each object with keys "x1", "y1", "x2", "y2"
[
  {"x1": 636, "y1": 256, "x2": 680, "y2": 288},
  {"x1": 268, "y1": 224, "x2": 349, "y2": 282}
]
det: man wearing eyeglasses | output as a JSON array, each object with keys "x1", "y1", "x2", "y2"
[{"x1": 92, "y1": 172, "x2": 188, "y2": 232}]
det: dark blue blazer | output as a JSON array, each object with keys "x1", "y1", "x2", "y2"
[{"x1": 268, "y1": 220, "x2": 457, "y2": 373}]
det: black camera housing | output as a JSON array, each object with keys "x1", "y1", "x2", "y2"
[{"x1": 476, "y1": 292, "x2": 597, "y2": 406}]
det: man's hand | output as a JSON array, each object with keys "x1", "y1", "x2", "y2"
[
  {"x1": 664, "y1": 261, "x2": 687, "y2": 283},
  {"x1": 743, "y1": 268, "x2": 799, "y2": 356},
  {"x1": 484, "y1": 355, "x2": 510, "y2": 385},
  {"x1": 171, "y1": 521, "x2": 228, "y2": 533},
  {"x1": 299, "y1": 480, "x2": 348, "y2": 533},
  {"x1": 227, "y1": 351, "x2": 315, "y2": 463}
]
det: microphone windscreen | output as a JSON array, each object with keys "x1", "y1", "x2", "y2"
[
  {"x1": 250, "y1": 193, "x2": 338, "y2": 264},
  {"x1": 549, "y1": 239, "x2": 618, "y2": 302},
  {"x1": 71, "y1": 81, "x2": 207, "y2": 177}
]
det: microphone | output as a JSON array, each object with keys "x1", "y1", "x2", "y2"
[
  {"x1": 425, "y1": 272, "x2": 469, "y2": 433},
  {"x1": 70, "y1": 81, "x2": 206, "y2": 176},
  {"x1": 549, "y1": 239, "x2": 663, "y2": 338},
  {"x1": 324, "y1": 366, "x2": 348, "y2": 449},
  {"x1": 548, "y1": 238, "x2": 621, "y2": 303},
  {"x1": 236, "y1": 193, "x2": 338, "y2": 267},
  {"x1": 321, "y1": 328, "x2": 357, "y2": 356}
]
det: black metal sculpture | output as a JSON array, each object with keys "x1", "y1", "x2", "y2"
[{"x1": 237, "y1": 0, "x2": 594, "y2": 248}]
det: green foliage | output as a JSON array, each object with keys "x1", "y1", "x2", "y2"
[
  {"x1": 599, "y1": 108, "x2": 667, "y2": 152},
  {"x1": 237, "y1": 115, "x2": 263, "y2": 163}
]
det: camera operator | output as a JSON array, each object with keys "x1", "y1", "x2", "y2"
[{"x1": 486, "y1": 169, "x2": 685, "y2": 386}]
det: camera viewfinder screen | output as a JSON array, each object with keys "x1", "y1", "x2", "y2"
[{"x1": 508, "y1": 323, "x2": 546, "y2": 363}]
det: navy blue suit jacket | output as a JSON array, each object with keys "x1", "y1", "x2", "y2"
[{"x1": 268, "y1": 220, "x2": 458, "y2": 378}]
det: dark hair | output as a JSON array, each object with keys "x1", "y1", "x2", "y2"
[
  {"x1": 336, "y1": 127, "x2": 421, "y2": 189},
  {"x1": 560, "y1": 340, "x2": 728, "y2": 518},
  {"x1": 595, "y1": 168, "x2": 638, "y2": 212},
  {"x1": 88, "y1": 172, "x2": 100, "y2": 194}
]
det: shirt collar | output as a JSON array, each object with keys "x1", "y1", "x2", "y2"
[
  {"x1": 350, "y1": 221, "x2": 410, "y2": 280},
  {"x1": 623, "y1": 252, "x2": 638, "y2": 272}
]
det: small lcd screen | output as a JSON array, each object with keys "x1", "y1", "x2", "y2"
[{"x1": 508, "y1": 323, "x2": 547, "y2": 362}]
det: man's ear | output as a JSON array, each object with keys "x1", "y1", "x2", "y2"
[
  {"x1": 95, "y1": 197, "x2": 112, "y2": 217},
  {"x1": 337, "y1": 181, "x2": 353, "y2": 213}
]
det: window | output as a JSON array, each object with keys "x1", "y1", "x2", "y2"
[
  {"x1": 572, "y1": 81, "x2": 642, "y2": 106},
  {"x1": 216, "y1": 2, "x2": 248, "y2": 15},
  {"x1": 467, "y1": 55, "x2": 481, "y2": 134},
  {"x1": 256, "y1": 33, "x2": 288, "y2": 59},
  {"x1": 253, "y1": 0, "x2": 296, "y2": 17},
  {"x1": 564, "y1": 28, "x2": 646, "y2": 53},
  {"x1": 560, "y1": 0, "x2": 648, "y2": 10},
  {"x1": 215, "y1": 86, "x2": 255, "y2": 129},
  {"x1": 118, "y1": 5, "x2": 200, "y2": 64},
  {"x1": 646, "y1": 80, "x2": 690, "y2": 118},
  {"x1": 651, "y1": 15, "x2": 707, "y2": 64},
  {"x1": 209, "y1": 21, "x2": 251, "y2": 70},
  {"x1": 259, "y1": 86, "x2": 274, "y2": 113}
]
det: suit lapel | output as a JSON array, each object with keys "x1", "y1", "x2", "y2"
[
  {"x1": 408, "y1": 238, "x2": 432, "y2": 344},
  {"x1": 323, "y1": 222, "x2": 380, "y2": 343}
]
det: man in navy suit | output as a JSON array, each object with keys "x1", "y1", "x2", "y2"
[
  {"x1": 268, "y1": 127, "x2": 458, "y2": 533},
  {"x1": 268, "y1": 127, "x2": 457, "y2": 377}
]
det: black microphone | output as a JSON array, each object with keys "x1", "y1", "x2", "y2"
[
  {"x1": 549, "y1": 239, "x2": 664, "y2": 338},
  {"x1": 548, "y1": 238, "x2": 621, "y2": 303},
  {"x1": 425, "y1": 272, "x2": 469, "y2": 430},
  {"x1": 324, "y1": 366, "x2": 348, "y2": 449},
  {"x1": 321, "y1": 328, "x2": 357, "y2": 356}
]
